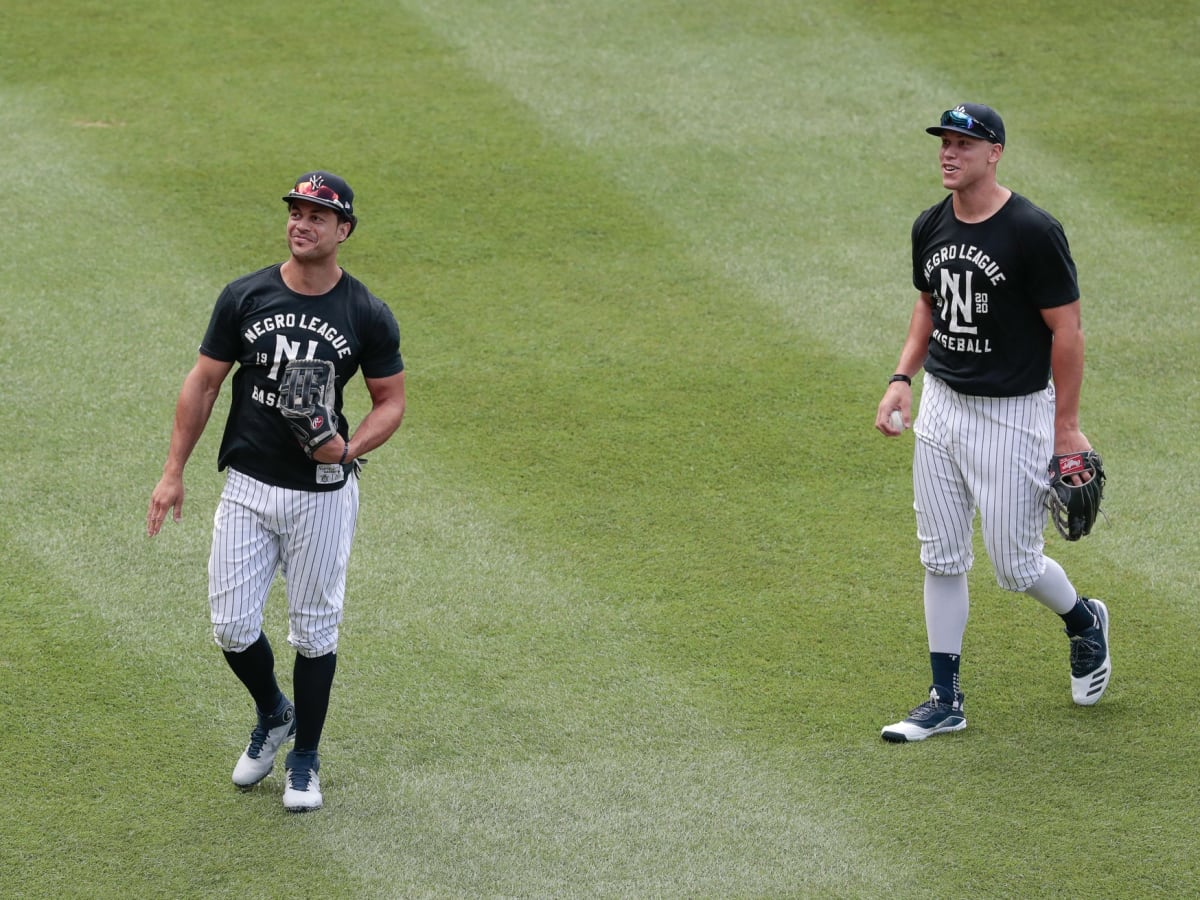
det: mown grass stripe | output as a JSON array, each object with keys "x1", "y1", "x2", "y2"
[{"x1": 1, "y1": 0, "x2": 1198, "y2": 896}]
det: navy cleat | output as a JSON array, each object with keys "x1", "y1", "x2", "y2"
[
  {"x1": 232, "y1": 700, "x2": 296, "y2": 787},
  {"x1": 881, "y1": 687, "x2": 967, "y2": 743},
  {"x1": 1067, "y1": 598, "x2": 1111, "y2": 706}
]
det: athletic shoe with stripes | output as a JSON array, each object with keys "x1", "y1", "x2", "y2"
[
  {"x1": 881, "y1": 687, "x2": 967, "y2": 743},
  {"x1": 232, "y1": 700, "x2": 296, "y2": 787},
  {"x1": 283, "y1": 749, "x2": 323, "y2": 812},
  {"x1": 1067, "y1": 598, "x2": 1111, "y2": 706}
]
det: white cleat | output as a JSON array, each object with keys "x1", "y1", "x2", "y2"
[
  {"x1": 881, "y1": 688, "x2": 967, "y2": 743},
  {"x1": 1068, "y1": 598, "x2": 1111, "y2": 706},
  {"x1": 283, "y1": 750, "x2": 323, "y2": 812},
  {"x1": 232, "y1": 702, "x2": 295, "y2": 787}
]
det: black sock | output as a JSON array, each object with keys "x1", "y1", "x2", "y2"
[
  {"x1": 293, "y1": 652, "x2": 337, "y2": 755},
  {"x1": 1061, "y1": 598, "x2": 1096, "y2": 635},
  {"x1": 930, "y1": 652, "x2": 961, "y2": 701},
  {"x1": 223, "y1": 632, "x2": 285, "y2": 715}
]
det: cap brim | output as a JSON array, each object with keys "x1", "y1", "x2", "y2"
[
  {"x1": 281, "y1": 192, "x2": 357, "y2": 234},
  {"x1": 926, "y1": 126, "x2": 1000, "y2": 143},
  {"x1": 282, "y1": 191, "x2": 347, "y2": 214}
]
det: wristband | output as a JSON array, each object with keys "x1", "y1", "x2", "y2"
[
  {"x1": 340, "y1": 440, "x2": 350, "y2": 465},
  {"x1": 889, "y1": 373, "x2": 912, "y2": 385}
]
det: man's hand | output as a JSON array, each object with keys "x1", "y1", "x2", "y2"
[{"x1": 147, "y1": 472, "x2": 184, "y2": 537}]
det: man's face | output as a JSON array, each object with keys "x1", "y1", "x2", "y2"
[
  {"x1": 286, "y1": 199, "x2": 350, "y2": 260},
  {"x1": 936, "y1": 132, "x2": 1000, "y2": 190}
]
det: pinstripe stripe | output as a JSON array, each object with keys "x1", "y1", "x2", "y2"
[
  {"x1": 913, "y1": 375, "x2": 1053, "y2": 590},
  {"x1": 209, "y1": 468, "x2": 359, "y2": 656}
]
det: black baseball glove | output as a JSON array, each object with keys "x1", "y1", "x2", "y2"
[
  {"x1": 1047, "y1": 449, "x2": 1106, "y2": 541},
  {"x1": 278, "y1": 358, "x2": 339, "y2": 457}
]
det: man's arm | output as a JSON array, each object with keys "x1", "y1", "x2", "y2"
[
  {"x1": 311, "y1": 370, "x2": 407, "y2": 464},
  {"x1": 1041, "y1": 299, "x2": 1090, "y2": 455},
  {"x1": 146, "y1": 354, "x2": 234, "y2": 536},
  {"x1": 876, "y1": 292, "x2": 933, "y2": 435}
]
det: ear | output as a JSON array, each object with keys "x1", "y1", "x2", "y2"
[
  {"x1": 337, "y1": 219, "x2": 352, "y2": 243},
  {"x1": 989, "y1": 143, "x2": 1004, "y2": 164}
]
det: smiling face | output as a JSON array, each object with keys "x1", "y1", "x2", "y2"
[
  {"x1": 286, "y1": 199, "x2": 351, "y2": 262},
  {"x1": 936, "y1": 131, "x2": 1002, "y2": 192}
]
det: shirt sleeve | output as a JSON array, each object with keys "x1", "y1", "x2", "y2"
[
  {"x1": 198, "y1": 285, "x2": 244, "y2": 361},
  {"x1": 358, "y1": 297, "x2": 405, "y2": 379},
  {"x1": 1027, "y1": 221, "x2": 1080, "y2": 309},
  {"x1": 911, "y1": 208, "x2": 933, "y2": 293}
]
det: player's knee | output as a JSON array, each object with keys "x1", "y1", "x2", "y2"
[
  {"x1": 992, "y1": 563, "x2": 1038, "y2": 592},
  {"x1": 923, "y1": 563, "x2": 970, "y2": 578},
  {"x1": 289, "y1": 624, "x2": 339, "y2": 658},
  {"x1": 212, "y1": 620, "x2": 259, "y2": 653},
  {"x1": 287, "y1": 592, "x2": 344, "y2": 657},
  {"x1": 920, "y1": 546, "x2": 973, "y2": 576}
]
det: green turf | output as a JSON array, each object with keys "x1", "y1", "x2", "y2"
[{"x1": 1, "y1": 0, "x2": 1197, "y2": 896}]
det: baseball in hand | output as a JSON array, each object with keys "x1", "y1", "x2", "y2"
[{"x1": 889, "y1": 410, "x2": 904, "y2": 432}]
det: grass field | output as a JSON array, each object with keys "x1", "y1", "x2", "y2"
[{"x1": 2, "y1": 0, "x2": 1198, "y2": 897}]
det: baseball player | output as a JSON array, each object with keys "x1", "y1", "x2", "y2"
[
  {"x1": 874, "y1": 104, "x2": 1110, "y2": 742},
  {"x1": 146, "y1": 171, "x2": 406, "y2": 808}
]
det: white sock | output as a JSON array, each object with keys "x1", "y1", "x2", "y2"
[
  {"x1": 924, "y1": 571, "x2": 969, "y2": 655},
  {"x1": 1023, "y1": 557, "x2": 1077, "y2": 615}
]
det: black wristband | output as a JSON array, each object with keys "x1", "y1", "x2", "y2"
[
  {"x1": 340, "y1": 440, "x2": 350, "y2": 465},
  {"x1": 889, "y1": 373, "x2": 912, "y2": 385}
]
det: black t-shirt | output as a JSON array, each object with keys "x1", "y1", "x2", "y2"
[
  {"x1": 200, "y1": 264, "x2": 404, "y2": 490},
  {"x1": 911, "y1": 192, "x2": 1079, "y2": 397}
]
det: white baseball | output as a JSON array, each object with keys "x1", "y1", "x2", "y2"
[{"x1": 889, "y1": 410, "x2": 904, "y2": 432}]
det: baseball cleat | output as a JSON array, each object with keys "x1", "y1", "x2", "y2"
[
  {"x1": 232, "y1": 700, "x2": 296, "y2": 787},
  {"x1": 881, "y1": 687, "x2": 967, "y2": 743},
  {"x1": 283, "y1": 750, "x2": 323, "y2": 812},
  {"x1": 1067, "y1": 598, "x2": 1110, "y2": 706}
]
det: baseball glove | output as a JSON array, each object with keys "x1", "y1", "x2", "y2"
[
  {"x1": 278, "y1": 358, "x2": 339, "y2": 457},
  {"x1": 1047, "y1": 449, "x2": 1106, "y2": 541}
]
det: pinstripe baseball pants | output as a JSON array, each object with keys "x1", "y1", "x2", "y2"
[
  {"x1": 913, "y1": 374, "x2": 1054, "y2": 591},
  {"x1": 209, "y1": 468, "x2": 359, "y2": 658}
]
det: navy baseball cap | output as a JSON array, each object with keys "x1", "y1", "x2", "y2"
[
  {"x1": 926, "y1": 103, "x2": 1005, "y2": 145},
  {"x1": 282, "y1": 171, "x2": 357, "y2": 233}
]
